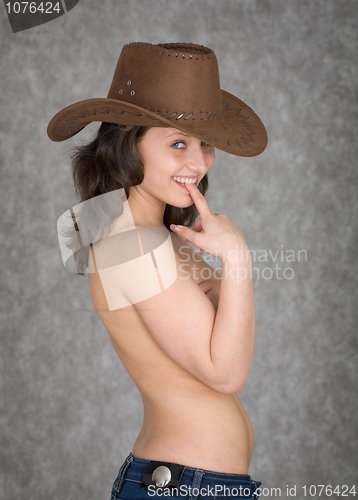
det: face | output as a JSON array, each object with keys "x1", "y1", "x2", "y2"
[{"x1": 135, "y1": 127, "x2": 215, "y2": 209}]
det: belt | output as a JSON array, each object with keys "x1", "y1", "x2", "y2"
[
  {"x1": 142, "y1": 459, "x2": 185, "y2": 492},
  {"x1": 140, "y1": 458, "x2": 262, "y2": 498}
]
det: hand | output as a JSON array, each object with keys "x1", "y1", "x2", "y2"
[{"x1": 170, "y1": 182, "x2": 249, "y2": 262}]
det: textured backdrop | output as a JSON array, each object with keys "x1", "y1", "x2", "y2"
[{"x1": 1, "y1": 0, "x2": 357, "y2": 499}]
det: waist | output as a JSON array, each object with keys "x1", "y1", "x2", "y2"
[
  {"x1": 112, "y1": 452, "x2": 262, "y2": 499},
  {"x1": 133, "y1": 391, "x2": 254, "y2": 473},
  {"x1": 140, "y1": 391, "x2": 252, "y2": 459}
]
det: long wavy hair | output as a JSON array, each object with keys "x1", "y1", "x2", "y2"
[{"x1": 65, "y1": 122, "x2": 209, "y2": 275}]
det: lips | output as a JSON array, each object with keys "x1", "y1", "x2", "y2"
[{"x1": 172, "y1": 178, "x2": 198, "y2": 192}]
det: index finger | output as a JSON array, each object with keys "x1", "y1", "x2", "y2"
[{"x1": 185, "y1": 181, "x2": 212, "y2": 218}]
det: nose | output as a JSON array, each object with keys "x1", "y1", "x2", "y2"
[{"x1": 186, "y1": 143, "x2": 213, "y2": 174}]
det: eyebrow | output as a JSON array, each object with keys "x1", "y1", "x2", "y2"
[{"x1": 167, "y1": 131, "x2": 192, "y2": 138}]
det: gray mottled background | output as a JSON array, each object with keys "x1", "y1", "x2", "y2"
[{"x1": 1, "y1": 0, "x2": 357, "y2": 499}]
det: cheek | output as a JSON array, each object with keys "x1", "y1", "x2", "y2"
[
  {"x1": 207, "y1": 151, "x2": 215, "y2": 170},
  {"x1": 142, "y1": 159, "x2": 170, "y2": 189}
]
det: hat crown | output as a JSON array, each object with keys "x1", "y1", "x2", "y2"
[{"x1": 107, "y1": 42, "x2": 223, "y2": 121}]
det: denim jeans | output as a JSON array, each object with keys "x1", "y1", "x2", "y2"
[{"x1": 111, "y1": 453, "x2": 262, "y2": 499}]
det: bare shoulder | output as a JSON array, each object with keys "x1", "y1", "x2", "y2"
[{"x1": 88, "y1": 225, "x2": 177, "y2": 311}]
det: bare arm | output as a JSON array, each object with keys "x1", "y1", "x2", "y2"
[
  {"x1": 171, "y1": 182, "x2": 255, "y2": 393},
  {"x1": 209, "y1": 256, "x2": 254, "y2": 392},
  {"x1": 121, "y1": 182, "x2": 255, "y2": 394}
]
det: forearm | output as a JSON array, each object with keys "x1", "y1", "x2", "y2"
[{"x1": 209, "y1": 255, "x2": 255, "y2": 393}]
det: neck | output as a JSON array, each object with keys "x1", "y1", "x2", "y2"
[{"x1": 127, "y1": 185, "x2": 167, "y2": 227}]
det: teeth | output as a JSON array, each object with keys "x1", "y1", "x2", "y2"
[{"x1": 172, "y1": 176, "x2": 197, "y2": 184}]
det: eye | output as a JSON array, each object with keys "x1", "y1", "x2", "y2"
[
  {"x1": 201, "y1": 141, "x2": 211, "y2": 147},
  {"x1": 172, "y1": 141, "x2": 186, "y2": 149}
]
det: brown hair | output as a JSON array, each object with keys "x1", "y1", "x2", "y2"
[{"x1": 67, "y1": 122, "x2": 209, "y2": 275}]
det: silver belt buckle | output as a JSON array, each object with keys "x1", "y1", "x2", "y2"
[
  {"x1": 152, "y1": 465, "x2": 171, "y2": 487},
  {"x1": 142, "y1": 460, "x2": 185, "y2": 491}
]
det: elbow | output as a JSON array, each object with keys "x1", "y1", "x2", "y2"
[
  {"x1": 203, "y1": 360, "x2": 253, "y2": 394},
  {"x1": 212, "y1": 376, "x2": 248, "y2": 394}
]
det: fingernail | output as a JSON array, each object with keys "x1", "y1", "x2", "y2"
[{"x1": 170, "y1": 224, "x2": 180, "y2": 233}]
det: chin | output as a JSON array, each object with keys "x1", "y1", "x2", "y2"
[{"x1": 166, "y1": 197, "x2": 194, "y2": 209}]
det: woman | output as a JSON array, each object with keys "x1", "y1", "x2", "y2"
[{"x1": 48, "y1": 42, "x2": 267, "y2": 499}]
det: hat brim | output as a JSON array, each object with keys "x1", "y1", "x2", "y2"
[{"x1": 47, "y1": 89, "x2": 267, "y2": 157}]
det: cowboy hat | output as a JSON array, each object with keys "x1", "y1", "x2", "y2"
[{"x1": 47, "y1": 42, "x2": 268, "y2": 157}]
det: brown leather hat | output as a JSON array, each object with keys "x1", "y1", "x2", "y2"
[{"x1": 47, "y1": 42, "x2": 268, "y2": 157}]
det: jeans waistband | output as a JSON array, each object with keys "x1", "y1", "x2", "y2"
[{"x1": 113, "y1": 452, "x2": 262, "y2": 499}]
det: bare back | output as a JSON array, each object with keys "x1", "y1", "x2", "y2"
[{"x1": 88, "y1": 229, "x2": 254, "y2": 473}]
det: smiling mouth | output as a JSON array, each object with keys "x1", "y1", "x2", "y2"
[
  {"x1": 171, "y1": 177, "x2": 198, "y2": 193},
  {"x1": 171, "y1": 176, "x2": 198, "y2": 185}
]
